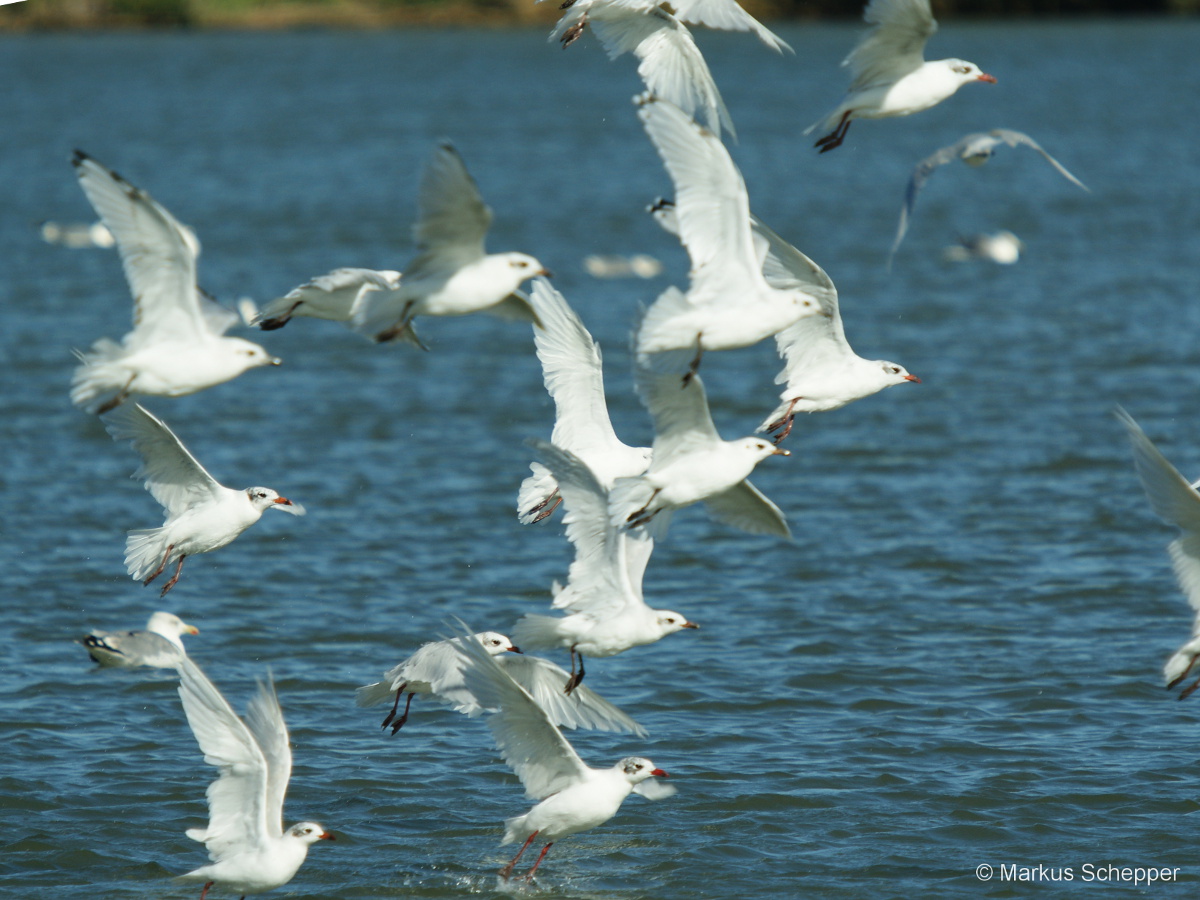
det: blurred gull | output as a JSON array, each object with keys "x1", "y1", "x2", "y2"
[
  {"x1": 635, "y1": 95, "x2": 823, "y2": 379},
  {"x1": 651, "y1": 199, "x2": 917, "y2": 444},
  {"x1": 455, "y1": 623, "x2": 675, "y2": 882},
  {"x1": 513, "y1": 440, "x2": 696, "y2": 692},
  {"x1": 891, "y1": 128, "x2": 1089, "y2": 262},
  {"x1": 351, "y1": 143, "x2": 549, "y2": 344},
  {"x1": 942, "y1": 230, "x2": 1023, "y2": 264},
  {"x1": 39, "y1": 219, "x2": 115, "y2": 248},
  {"x1": 69, "y1": 151, "x2": 280, "y2": 414},
  {"x1": 80, "y1": 610, "x2": 199, "y2": 669},
  {"x1": 1116, "y1": 408, "x2": 1200, "y2": 701},
  {"x1": 807, "y1": 0, "x2": 995, "y2": 152},
  {"x1": 104, "y1": 403, "x2": 304, "y2": 596},
  {"x1": 582, "y1": 253, "x2": 663, "y2": 279},
  {"x1": 517, "y1": 278, "x2": 652, "y2": 524},
  {"x1": 355, "y1": 630, "x2": 645, "y2": 735},
  {"x1": 254, "y1": 267, "x2": 402, "y2": 332},
  {"x1": 175, "y1": 656, "x2": 334, "y2": 899}
]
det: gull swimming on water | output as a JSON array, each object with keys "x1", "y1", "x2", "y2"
[
  {"x1": 80, "y1": 610, "x2": 199, "y2": 668},
  {"x1": 104, "y1": 403, "x2": 305, "y2": 596},
  {"x1": 355, "y1": 630, "x2": 645, "y2": 735},
  {"x1": 175, "y1": 656, "x2": 334, "y2": 899},
  {"x1": 634, "y1": 95, "x2": 823, "y2": 379},
  {"x1": 513, "y1": 440, "x2": 697, "y2": 692},
  {"x1": 516, "y1": 278, "x2": 652, "y2": 524},
  {"x1": 454, "y1": 624, "x2": 675, "y2": 882},
  {"x1": 806, "y1": 0, "x2": 996, "y2": 153},
  {"x1": 69, "y1": 151, "x2": 280, "y2": 414},
  {"x1": 254, "y1": 267, "x2": 403, "y2": 332},
  {"x1": 890, "y1": 128, "x2": 1088, "y2": 262},
  {"x1": 351, "y1": 143, "x2": 549, "y2": 344},
  {"x1": 1116, "y1": 408, "x2": 1200, "y2": 701}
]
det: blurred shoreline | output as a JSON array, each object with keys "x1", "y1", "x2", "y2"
[{"x1": 1, "y1": 0, "x2": 1194, "y2": 32}]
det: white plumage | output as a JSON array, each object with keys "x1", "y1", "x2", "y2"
[
  {"x1": 80, "y1": 610, "x2": 199, "y2": 669},
  {"x1": 254, "y1": 267, "x2": 402, "y2": 331}
]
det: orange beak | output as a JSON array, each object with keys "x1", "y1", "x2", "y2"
[
  {"x1": 978, "y1": 73, "x2": 997, "y2": 83},
  {"x1": 904, "y1": 374, "x2": 921, "y2": 383},
  {"x1": 273, "y1": 497, "x2": 293, "y2": 506},
  {"x1": 506, "y1": 645, "x2": 523, "y2": 654},
  {"x1": 319, "y1": 832, "x2": 336, "y2": 841},
  {"x1": 650, "y1": 768, "x2": 669, "y2": 778},
  {"x1": 186, "y1": 625, "x2": 200, "y2": 635}
]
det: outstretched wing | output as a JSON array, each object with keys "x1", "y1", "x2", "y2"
[
  {"x1": 411, "y1": 143, "x2": 490, "y2": 265},
  {"x1": 103, "y1": 402, "x2": 224, "y2": 516},
  {"x1": 72, "y1": 151, "x2": 206, "y2": 345},
  {"x1": 242, "y1": 674, "x2": 292, "y2": 838},
  {"x1": 501, "y1": 654, "x2": 647, "y2": 736},
  {"x1": 703, "y1": 479, "x2": 791, "y2": 539},
  {"x1": 634, "y1": 352, "x2": 721, "y2": 464},
  {"x1": 177, "y1": 656, "x2": 277, "y2": 860},
  {"x1": 891, "y1": 134, "x2": 981, "y2": 262},
  {"x1": 668, "y1": 0, "x2": 792, "y2": 53},
  {"x1": 845, "y1": 0, "x2": 936, "y2": 91},
  {"x1": 992, "y1": 129, "x2": 1090, "y2": 193}
]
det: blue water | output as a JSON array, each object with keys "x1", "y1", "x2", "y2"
[{"x1": 3, "y1": 19, "x2": 1200, "y2": 899}]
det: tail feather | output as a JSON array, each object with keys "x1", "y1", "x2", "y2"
[
  {"x1": 124, "y1": 528, "x2": 169, "y2": 582},
  {"x1": 70, "y1": 338, "x2": 128, "y2": 412},
  {"x1": 510, "y1": 614, "x2": 566, "y2": 650},
  {"x1": 354, "y1": 681, "x2": 395, "y2": 708}
]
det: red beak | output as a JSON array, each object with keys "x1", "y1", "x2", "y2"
[
  {"x1": 506, "y1": 645, "x2": 523, "y2": 654},
  {"x1": 650, "y1": 768, "x2": 668, "y2": 778},
  {"x1": 904, "y1": 374, "x2": 921, "y2": 383},
  {"x1": 977, "y1": 73, "x2": 997, "y2": 83},
  {"x1": 273, "y1": 497, "x2": 293, "y2": 505},
  {"x1": 319, "y1": 832, "x2": 336, "y2": 841}
]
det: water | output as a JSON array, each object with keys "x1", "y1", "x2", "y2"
[{"x1": 2, "y1": 19, "x2": 1200, "y2": 899}]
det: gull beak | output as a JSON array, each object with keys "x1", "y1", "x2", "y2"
[
  {"x1": 772, "y1": 447, "x2": 791, "y2": 456},
  {"x1": 506, "y1": 644, "x2": 523, "y2": 654},
  {"x1": 977, "y1": 73, "x2": 997, "y2": 83},
  {"x1": 650, "y1": 768, "x2": 669, "y2": 778},
  {"x1": 537, "y1": 268, "x2": 553, "y2": 278},
  {"x1": 274, "y1": 497, "x2": 293, "y2": 506},
  {"x1": 319, "y1": 831, "x2": 336, "y2": 841},
  {"x1": 268, "y1": 357, "x2": 283, "y2": 366},
  {"x1": 186, "y1": 625, "x2": 200, "y2": 635},
  {"x1": 681, "y1": 621, "x2": 699, "y2": 629},
  {"x1": 904, "y1": 374, "x2": 921, "y2": 383},
  {"x1": 273, "y1": 497, "x2": 307, "y2": 516}
]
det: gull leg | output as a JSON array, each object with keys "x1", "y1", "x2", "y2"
[
  {"x1": 1180, "y1": 675, "x2": 1200, "y2": 701},
  {"x1": 626, "y1": 489, "x2": 661, "y2": 529},
  {"x1": 142, "y1": 544, "x2": 175, "y2": 586},
  {"x1": 1168, "y1": 657, "x2": 1197, "y2": 690},
  {"x1": 159, "y1": 555, "x2": 186, "y2": 597},
  {"x1": 525, "y1": 842, "x2": 554, "y2": 881},
  {"x1": 559, "y1": 13, "x2": 587, "y2": 46},
  {"x1": 563, "y1": 646, "x2": 586, "y2": 695},
  {"x1": 681, "y1": 334, "x2": 704, "y2": 386},
  {"x1": 198, "y1": 882, "x2": 214, "y2": 900},
  {"x1": 380, "y1": 682, "x2": 409, "y2": 730},
  {"x1": 96, "y1": 375, "x2": 136, "y2": 415},
  {"x1": 527, "y1": 492, "x2": 562, "y2": 524},
  {"x1": 767, "y1": 399, "x2": 799, "y2": 445},
  {"x1": 498, "y1": 830, "x2": 539, "y2": 880},
  {"x1": 815, "y1": 112, "x2": 852, "y2": 153},
  {"x1": 388, "y1": 693, "x2": 416, "y2": 735}
]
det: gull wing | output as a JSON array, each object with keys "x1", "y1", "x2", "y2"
[
  {"x1": 991, "y1": 129, "x2": 1090, "y2": 192},
  {"x1": 845, "y1": 0, "x2": 936, "y2": 91},
  {"x1": 410, "y1": 143, "x2": 490, "y2": 265},
  {"x1": 103, "y1": 402, "x2": 225, "y2": 516},
  {"x1": 501, "y1": 654, "x2": 647, "y2": 736},
  {"x1": 177, "y1": 656, "x2": 279, "y2": 860},
  {"x1": 668, "y1": 0, "x2": 792, "y2": 53},
  {"x1": 1117, "y1": 408, "x2": 1200, "y2": 615},
  {"x1": 890, "y1": 134, "x2": 979, "y2": 262},
  {"x1": 83, "y1": 628, "x2": 183, "y2": 668},
  {"x1": 242, "y1": 674, "x2": 292, "y2": 839},
  {"x1": 634, "y1": 351, "x2": 721, "y2": 463},
  {"x1": 197, "y1": 290, "x2": 241, "y2": 337},
  {"x1": 454, "y1": 624, "x2": 591, "y2": 801},
  {"x1": 636, "y1": 95, "x2": 761, "y2": 301},
  {"x1": 573, "y1": 6, "x2": 734, "y2": 138},
  {"x1": 703, "y1": 479, "x2": 791, "y2": 538},
  {"x1": 72, "y1": 151, "x2": 206, "y2": 345}
]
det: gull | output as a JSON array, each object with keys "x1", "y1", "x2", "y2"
[
  {"x1": 104, "y1": 402, "x2": 305, "y2": 596},
  {"x1": 516, "y1": 278, "x2": 652, "y2": 524},
  {"x1": 355, "y1": 630, "x2": 645, "y2": 736},
  {"x1": 634, "y1": 94, "x2": 823, "y2": 378},
  {"x1": 80, "y1": 610, "x2": 199, "y2": 669},
  {"x1": 454, "y1": 624, "x2": 675, "y2": 882},
  {"x1": 609, "y1": 350, "x2": 791, "y2": 537},
  {"x1": 69, "y1": 151, "x2": 280, "y2": 414},
  {"x1": 254, "y1": 267, "x2": 403, "y2": 332},
  {"x1": 942, "y1": 230, "x2": 1023, "y2": 264},
  {"x1": 513, "y1": 440, "x2": 697, "y2": 692},
  {"x1": 351, "y1": 143, "x2": 549, "y2": 344},
  {"x1": 1116, "y1": 408, "x2": 1200, "y2": 701},
  {"x1": 39, "y1": 219, "x2": 115, "y2": 248},
  {"x1": 552, "y1": 0, "x2": 735, "y2": 138},
  {"x1": 806, "y1": 0, "x2": 996, "y2": 153},
  {"x1": 889, "y1": 128, "x2": 1088, "y2": 261},
  {"x1": 175, "y1": 656, "x2": 334, "y2": 899},
  {"x1": 650, "y1": 198, "x2": 918, "y2": 444}
]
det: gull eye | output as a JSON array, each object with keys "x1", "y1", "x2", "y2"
[{"x1": 953, "y1": 65, "x2": 971, "y2": 74}]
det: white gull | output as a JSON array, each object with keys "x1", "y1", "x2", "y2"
[
  {"x1": 81, "y1": 610, "x2": 199, "y2": 669},
  {"x1": 254, "y1": 267, "x2": 402, "y2": 332}
]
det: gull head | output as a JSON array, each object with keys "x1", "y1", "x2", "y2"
[
  {"x1": 246, "y1": 487, "x2": 306, "y2": 516},
  {"x1": 226, "y1": 337, "x2": 282, "y2": 371},
  {"x1": 475, "y1": 631, "x2": 522, "y2": 656},
  {"x1": 287, "y1": 822, "x2": 336, "y2": 845},
  {"x1": 619, "y1": 757, "x2": 668, "y2": 784},
  {"x1": 147, "y1": 611, "x2": 199, "y2": 640},
  {"x1": 504, "y1": 252, "x2": 552, "y2": 282},
  {"x1": 944, "y1": 59, "x2": 996, "y2": 86},
  {"x1": 654, "y1": 611, "x2": 699, "y2": 637},
  {"x1": 879, "y1": 361, "x2": 921, "y2": 387},
  {"x1": 737, "y1": 437, "x2": 791, "y2": 461}
]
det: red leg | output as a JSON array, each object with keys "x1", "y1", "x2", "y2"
[
  {"x1": 768, "y1": 399, "x2": 799, "y2": 445},
  {"x1": 159, "y1": 555, "x2": 186, "y2": 597},
  {"x1": 388, "y1": 693, "x2": 416, "y2": 735},
  {"x1": 498, "y1": 831, "x2": 539, "y2": 880},
  {"x1": 525, "y1": 842, "x2": 554, "y2": 881},
  {"x1": 198, "y1": 881, "x2": 214, "y2": 900},
  {"x1": 142, "y1": 543, "x2": 175, "y2": 586},
  {"x1": 528, "y1": 492, "x2": 562, "y2": 523}
]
